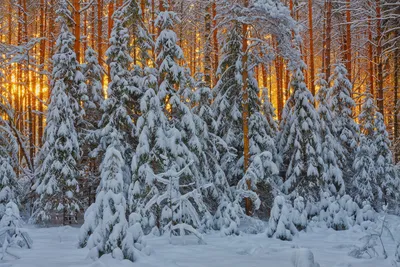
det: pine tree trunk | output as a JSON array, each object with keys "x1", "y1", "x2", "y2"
[
  {"x1": 345, "y1": 0, "x2": 352, "y2": 82},
  {"x1": 308, "y1": 0, "x2": 315, "y2": 96},
  {"x1": 73, "y1": 0, "x2": 81, "y2": 62},
  {"x1": 325, "y1": 0, "x2": 332, "y2": 79},
  {"x1": 107, "y1": 0, "x2": 114, "y2": 78},
  {"x1": 204, "y1": 1, "x2": 212, "y2": 88},
  {"x1": 368, "y1": 5, "x2": 374, "y2": 96},
  {"x1": 38, "y1": 0, "x2": 45, "y2": 146},
  {"x1": 376, "y1": 0, "x2": 384, "y2": 116},
  {"x1": 242, "y1": 0, "x2": 252, "y2": 216},
  {"x1": 98, "y1": 0, "x2": 103, "y2": 85},
  {"x1": 212, "y1": 0, "x2": 219, "y2": 86},
  {"x1": 48, "y1": 0, "x2": 55, "y2": 98},
  {"x1": 92, "y1": 4, "x2": 96, "y2": 47},
  {"x1": 394, "y1": 47, "x2": 399, "y2": 162}
]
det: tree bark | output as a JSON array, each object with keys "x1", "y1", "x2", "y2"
[
  {"x1": 242, "y1": 0, "x2": 252, "y2": 216},
  {"x1": 212, "y1": 0, "x2": 219, "y2": 86},
  {"x1": 73, "y1": 0, "x2": 81, "y2": 62},
  {"x1": 376, "y1": 0, "x2": 384, "y2": 116},
  {"x1": 308, "y1": 0, "x2": 315, "y2": 96},
  {"x1": 325, "y1": 0, "x2": 332, "y2": 80},
  {"x1": 345, "y1": 0, "x2": 352, "y2": 82},
  {"x1": 204, "y1": 1, "x2": 212, "y2": 88}
]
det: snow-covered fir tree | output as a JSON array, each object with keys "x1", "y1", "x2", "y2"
[
  {"x1": 352, "y1": 134, "x2": 376, "y2": 205},
  {"x1": 315, "y1": 74, "x2": 345, "y2": 196},
  {"x1": 358, "y1": 92, "x2": 376, "y2": 139},
  {"x1": 213, "y1": 16, "x2": 281, "y2": 217},
  {"x1": 267, "y1": 196, "x2": 297, "y2": 241},
  {"x1": 0, "y1": 201, "x2": 32, "y2": 249},
  {"x1": 292, "y1": 196, "x2": 307, "y2": 231},
  {"x1": 280, "y1": 68, "x2": 323, "y2": 202},
  {"x1": 80, "y1": 130, "x2": 142, "y2": 260},
  {"x1": 326, "y1": 199, "x2": 350, "y2": 231},
  {"x1": 126, "y1": 0, "x2": 154, "y2": 66},
  {"x1": 191, "y1": 75, "x2": 240, "y2": 234},
  {"x1": 260, "y1": 87, "x2": 279, "y2": 140},
  {"x1": 129, "y1": 1, "x2": 210, "y2": 238},
  {"x1": 238, "y1": 151, "x2": 279, "y2": 219},
  {"x1": 82, "y1": 47, "x2": 104, "y2": 128},
  {"x1": 212, "y1": 22, "x2": 251, "y2": 186},
  {"x1": 32, "y1": 78, "x2": 80, "y2": 223},
  {"x1": 0, "y1": 119, "x2": 18, "y2": 218},
  {"x1": 352, "y1": 93, "x2": 378, "y2": 206},
  {"x1": 129, "y1": 88, "x2": 209, "y2": 239},
  {"x1": 374, "y1": 112, "x2": 399, "y2": 208},
  {"x1": 81, "y1": 47, "x2": 105, "y2": 206},
  {"x1": 0, "y1": 152, "x2": 18, "y2": 218},
  {"x1": 79, "y1": 6, "x2": 146, "y2": 261},
  {"x1": 328, "y1": 63, "x2": 359, "y2": 185},
  {"x1": 52, "y1": 0, "x2": 87, "y2": 124},
  {"x1": 32, "y1": 3, "x2": 87, "y2": 223}
]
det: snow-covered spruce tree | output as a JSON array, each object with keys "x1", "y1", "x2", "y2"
[
  {"x1": 358, "y1": 92, "x2": 376, "y2": 139},
  {"x1": 0, "y1": 121, "x2": 18, "y2": 218},
  {"x1": 213, "y1": 17, "x2": 280, "y2": 216},
  {"x1": 82, "y1": 47, "x2": 104, "y2": 128},
  {"x1": 125, "y1": 0, "x2": 154, "y2": 122},
  {"x1": 0, "y1": 152, "x2": 18, "y2": 218},
  {"x1": 129, "y1": 1, "x2": 210, "y2": 239},
  {"x1": 292, "y1": 196, "x2": 307, "y2": 231},
  {"x1": 267, "y1": 196, "x2": 297, "y2": 241},
  {"x1": 352, "y1": 134, "x2": 376, "y2": 205},
  {"x1": 79, "y1": 7, "x2": 146, "y2": 261},
  {"x1": 0, "y1": 201, "x2": 32, "y2": 249},
  {"x1": 79, "y1": 130, "x2": 144, "y2": 261},
  {"x1": 129, "y1": 90, "x2": 210, "y2": 239},
  {"x1": 238, "y1": 150, "x2": 280, "y2": 219},
  {"x1": 32, "y1": 78, "x2": 80, "y2": 224},
  {"x1": 126, "y1": 0, "x2": 153, "y2": 67},
  {"x1": 52, "y1": 0, "x2": 87, "y2": 124},
  {"x1": 32, "y1": 3, "x2": 86, "y2": 224},
  {"x1": 81, "y1": 47, "x2": 105, "y2": 206},
  {"x1": 191, "y1": 75, "x2": 240, "y2": 234},
  {"x1": 92, "y1": 3, "x2": 136, "y2": 169},
  {"x1": 280, "y1": 68, "x2": 323, "y2": 202},
  {"x1": 261, "y1": 87, "x2": 279, "y2": 140},
  {"x1": 315, "y1": 74, "x2": 345, "y2": 196},
  {"x1": 374, "y1": 112, "x2": 399, "y2": 208},
  {"x1": 212, "y1": 22, "x2": 250, "y2": 186},
  {"x1": 328, "y1": 63, "x2": 359, "y2": 185},
  {"x1": 326, "y1": 198, "x2": 349, "y2": 231}
]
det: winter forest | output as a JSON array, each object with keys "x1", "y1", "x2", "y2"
[{"x1": 0, "y1": 0, "x2": 400, "y2": 266}]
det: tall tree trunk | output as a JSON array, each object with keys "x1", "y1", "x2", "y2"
[
  {"x1": 241, "y1": 0, "x2": 251, "y2": 216},
  {"x1": 394, "y1": 47, "x2": 399, "y2": 162},
  {"x1": 368, "y1": 7, "x2": 374, "y2": 96},
  {"x1": 376, "y1": 0, "x2": 384, "y2": 116},
  {"x1": 308, "y1": 0, "x2": 315, "y2": 96},
  {"x1": 325, "y1": 0, "x2": 332, "y2": 79},
  {"x1": 204, "y1": 1, "x2": 212, "y2": 88},
  {"x1": 97, "y1": 0, "x2": 103, "y2": 84},
  {"x1": 107, "y1": 0, "x2": 114, "y2": 78},
  {"x1": 48, "y1": 0, "x2": 55, "y2": 98},
  {"x1": 38, "y1": 0, "x2": 45, "y2": 146},
  {"x1": 73, "y1": 0, "x2": 81, "y2": 62},
  {"x1": 212, "y1": 0, "x2": 219, "y2": 86},
  {"x1": 345, "y1": 0, "x2": 352, "y2": 82}
]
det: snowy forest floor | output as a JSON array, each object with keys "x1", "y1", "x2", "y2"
[{"x1": 2, "y1": 216, "x2": 400, "y2": 267}]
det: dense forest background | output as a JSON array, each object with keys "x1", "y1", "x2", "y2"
[{"x1": 0, "y1": 0, "x2": 399, "y2": 171}]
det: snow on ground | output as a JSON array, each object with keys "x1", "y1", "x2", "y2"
[{"x1": 2, "y1": 217, "x2": 399, "y2": 267}]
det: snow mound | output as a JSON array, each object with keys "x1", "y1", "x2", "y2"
[{"x1": 291, "y1": 248, "x2": 320, "y2": 267}]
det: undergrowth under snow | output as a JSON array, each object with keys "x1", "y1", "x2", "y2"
[{"x1": 2, "y1": 215, "x2": 400, "y2": 267}]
